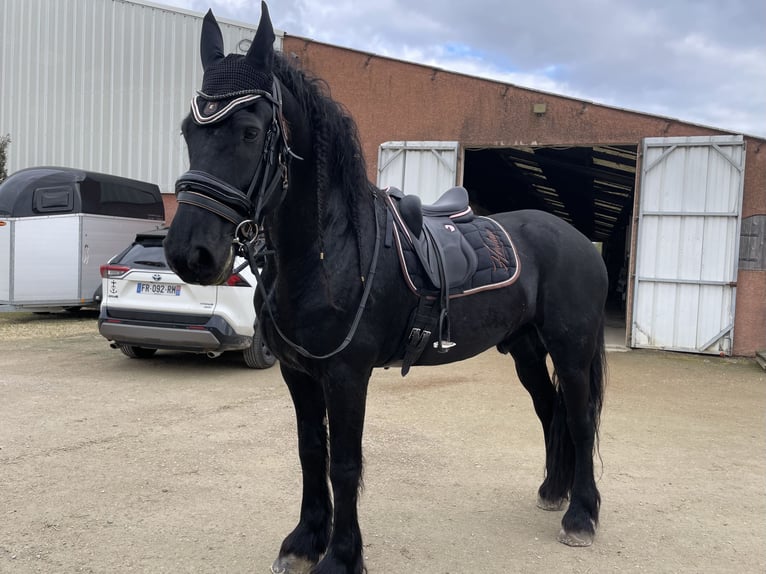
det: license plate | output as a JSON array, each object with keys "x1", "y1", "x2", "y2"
[{"x1": 136, "y1": 282, "x2": 182, "y2": 296}]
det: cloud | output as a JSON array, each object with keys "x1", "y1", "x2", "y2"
[{"x1": 161, "y1": 0, "x2": 766, "y2": 137}]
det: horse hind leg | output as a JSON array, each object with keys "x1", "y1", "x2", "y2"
[
  {"x1": 500, "y1": 327, "x2": 571, "y2": 511},
  {"x1": 545, "y1": 323, "x2": 607, "y2": 547}
]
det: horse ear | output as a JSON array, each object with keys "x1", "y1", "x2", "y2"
[
  {"x1": 200, "y1": 9, "x2": 225, "y2": 71},
  {"x1": 245, "y1": 1, "x2": 275, "y2": 71}
]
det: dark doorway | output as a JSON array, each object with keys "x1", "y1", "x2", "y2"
[{"x1": 462, "y1": 144, "x2": 638, "y2": 343}]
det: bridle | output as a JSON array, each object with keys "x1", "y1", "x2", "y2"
[
  {"x1": 173, "y1": 76, "x2": 382, "y2": 361},
  {"x1": 175, "y1": 78, "x2": 298, "y2": 238}
]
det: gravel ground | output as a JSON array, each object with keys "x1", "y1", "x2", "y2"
[
  {"x1": 0, "y1": 310, "x2": 99, "y2": 340},
  {"x1": 1, "y1": 311, "x2": 765, "y2": 574}
]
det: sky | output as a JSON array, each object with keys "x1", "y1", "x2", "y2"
[{"x1": 158, "y1": 0, "x2": 766, "y2": 138}]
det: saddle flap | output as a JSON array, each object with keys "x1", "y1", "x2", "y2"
[{"x1": 422, "y1": 217, "x2": 478, "y2": 289}]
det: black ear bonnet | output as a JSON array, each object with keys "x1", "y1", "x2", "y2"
[
  {"x1": 192, "y1": 54, "x2": 275, "y2": 125},
  {"x1": 177, "y1": 3, "x2": 299, "y2": 228}
]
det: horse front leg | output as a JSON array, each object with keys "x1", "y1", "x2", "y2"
[
  {"x1": 272, "y1": 366, "x2": 332, "y2": 574},
  {"x1": 312, "y1": 364, "x2": 371, "y2": 574}
]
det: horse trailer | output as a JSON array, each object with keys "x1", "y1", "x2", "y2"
[{"x1": 0, "y1": 167, "x2": 164, "y2": 312}]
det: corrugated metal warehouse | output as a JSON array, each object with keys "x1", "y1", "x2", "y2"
[
  {"x1": 0, "y1": 0, "x2": 277, "y2": 194},
  {"x1": 1, "y1": 0, "x2": 764, "y2": 357}
]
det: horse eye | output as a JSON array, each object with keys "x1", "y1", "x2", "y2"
[{"x1": 244, "y1": 128, "x2": 259, "y2": 142}]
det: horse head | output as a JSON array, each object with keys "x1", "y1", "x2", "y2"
[{"x1": 165, "y1": 2, "x2": 301, "y2": 285}]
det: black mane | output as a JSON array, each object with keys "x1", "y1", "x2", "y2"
[{"x1": 273, "y1": 52, "x2": 373, "y2": 202}]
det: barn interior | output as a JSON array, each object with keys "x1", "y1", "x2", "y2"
[{"x1": 462, "y1": 144, "x2": 638, "y2": 339}]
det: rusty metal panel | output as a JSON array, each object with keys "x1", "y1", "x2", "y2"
[
  {"x1": 632, "y1": 135, "x2": 745, "y2": 355},
  {"x1": 0, "y1": 0, "x2": 280, "y2": 194},
  {"x1": 739, "y1": 215, "x2": 766, "y2": 270}
]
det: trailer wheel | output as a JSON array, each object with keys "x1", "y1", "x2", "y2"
[
  {"x1": 243, "y1": 325, "x2": 276, "y2": 369},
  {"x1": 119, "y1": 345, "x2": 157, "y2": 359}
]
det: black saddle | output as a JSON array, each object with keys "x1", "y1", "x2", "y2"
[
  {"x1": 398, "y1": 186, "x2": 473, "y2": 237},
  {"x1": 384, "y1": 186, "x2": 518, "y2": 375},
  {"x1": 396, "y1": 187, "x2": 477, "y2": 291}
]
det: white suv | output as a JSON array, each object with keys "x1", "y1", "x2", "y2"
[{"x1": 97, "y1": 228, "x2": 275, "y2": 369}]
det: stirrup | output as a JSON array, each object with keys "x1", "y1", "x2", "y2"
[
  {"x1": 433, "y1": 339, "x2": 456, "y2": 352},
  {"x1": 433, "y1": 309, "x2": 455, "y2": 353}
]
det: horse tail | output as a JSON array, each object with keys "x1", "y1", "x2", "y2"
[
  {"x1": 587, "y1": 320, "x2": 607, "y2": 517},
  {"x1": 543, "y1": 320, "x2": 606, "y2": 504},
  {"x1": 590, "y1": 320, "x2": 607, "y2": 442}
]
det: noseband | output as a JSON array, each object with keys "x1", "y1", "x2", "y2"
[{"x1": 175, "y1": 78, "x2": 299, "y2": 234}]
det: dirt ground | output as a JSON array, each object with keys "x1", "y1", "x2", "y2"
[{"x1": 0, "y1": 311, "x2": 764, "y2": 574}]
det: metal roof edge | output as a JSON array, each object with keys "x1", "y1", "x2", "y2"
[{"x1": 114, "y1": 0, "x2": 285, "y2": 38}]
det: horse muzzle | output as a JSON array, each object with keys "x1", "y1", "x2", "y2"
[
  {"x1": 164, "y1": 201, "x2": 237, "y2": 286},
  {"x1": 165, "y1": 235, "x2": 235, "y2": 286}
]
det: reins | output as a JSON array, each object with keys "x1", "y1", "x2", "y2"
[
  {"x1": 238, "y1": 195, "x2": 381, "y2": 360},
  {"x1": 176, "y1": 76, "x2": 382, "y2": 361}
]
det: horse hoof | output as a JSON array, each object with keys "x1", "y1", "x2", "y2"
[
  {"x1": 557, "y1": 526, "x2": 595, "y2": 547},
  {"x1": 537, "y1": 495, "x2": 567, "y2": 511},
  {"x1": 271, "y1": 554, "x2": 316, "y2": 574}
]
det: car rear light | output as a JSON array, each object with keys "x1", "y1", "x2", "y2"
[
  {"x1": 226, "y1": 273, "x2": 251, "y2": 287},
  {"x1": 100, "y1": 264, "x2": 131, "y2": 279}
]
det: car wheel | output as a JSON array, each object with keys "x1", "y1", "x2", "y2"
[
  {"x1": 243, "y1": 325, "x2": 276, "y2": 369},
  {"x1": 119, "y1": 344, "x2": 157, "y2": 359}
]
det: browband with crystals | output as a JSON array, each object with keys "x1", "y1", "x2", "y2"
[{"x1": 191, "y1": 92, "x2": 263, "y2": 125}]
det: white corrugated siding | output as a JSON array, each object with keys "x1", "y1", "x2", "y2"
[
  {"x1": 377, "y1": 141, "x2": 460, "y2": 203},
  {"x1": 632, "y1": 135, "x2": 745, "y2": 355},
  {"x1": 0, "y1": 0, "x2": 281, "y2": 193}
]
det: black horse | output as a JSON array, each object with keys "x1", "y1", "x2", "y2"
[{"x1": 164, "y1": 4, "x2": 608, "y2": 573}]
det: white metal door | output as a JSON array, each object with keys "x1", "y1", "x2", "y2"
[
  {"x1": 632, "y1": 135, "x2": 745, "y2": 355},
  {"x1": 377, "y1": 141, "x2": 459, "y2": 203}
]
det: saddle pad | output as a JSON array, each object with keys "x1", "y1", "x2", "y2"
[{"x1": 392, "y1": 215, "x2": 520, "y2": 298}]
